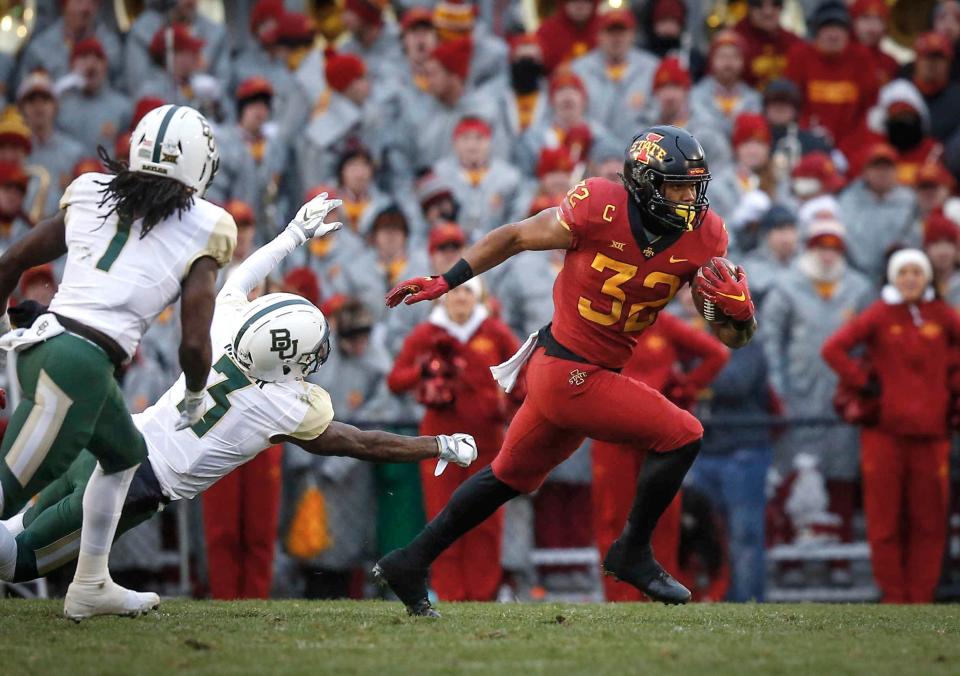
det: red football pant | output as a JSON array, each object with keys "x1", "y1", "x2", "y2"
[
  {"x1": 861, "y1": 429, "x2": 950, "y2": 603},
  {"x1": 202, "y1": 445, "x2": 283, "y2": 599},
  {"x1": 492, "y1": 349, "x2": 703, "y2": 494},
  {"x1": 592, "y1": 440, "x2": 682, "y2": 601},
  {"x1": 420, "y1": 430, "x2": 504, "y2": 601}
]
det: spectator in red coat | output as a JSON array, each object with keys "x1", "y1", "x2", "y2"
[
  {"x1": 822, "y1": 249, "x2": 960, "y2": 603},
  {"x1": 536, "y1": 0, "x2": 599, "y2": 73},
  {"x1": 734, "y1": 0, "x2": 801, "y2": 88},
  {"x1": 784, "y1": 1, "x2": 878, "y2": 156},
  {"x1": 387, "y1": 277, "x2": 519, "y2": 601},
  {"x1": 591, "y1": 314, "x2": 728, "y2": 601},
  {"x1": 850, "y1": 0, "x2": 898, "y2": 85}
]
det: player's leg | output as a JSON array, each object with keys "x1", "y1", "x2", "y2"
[
  {"x1": 374, "y1": 387, "x2": 585, "y2": 616},
  {"x1": 904, "y1": 437, "x2": 950, "y2": 603},
  {"x1": 540, "y1": 365, "x2": 703, "y2": 603},
  {"x1": 64, "y1": 378, "x2": 156, "y2": 620},
  {"x1": 0, "y1": 338, "x2": 110, "y2": 520},
  {"x1": 203, "y1": 469, "x2": 243, "y2": 599}
]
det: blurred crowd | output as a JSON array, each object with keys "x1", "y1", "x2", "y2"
[{"x1": 2, "y1": 0, "x2": 960, "y2": 604}]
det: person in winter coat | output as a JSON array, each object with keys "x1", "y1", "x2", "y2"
[
  {"x1": 591, "y1": 313, "x2": 729, "y2": 601},
  {"x1": 388, "y1": 277, "x2": 519, "y2": 601},
  {"x1": 822, "y1": 249, "x2": 960, "y2": 603}
]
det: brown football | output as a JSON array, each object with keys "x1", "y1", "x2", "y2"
[{"x1": 691, "y1": 257, "x2": 738, "y2": 324}]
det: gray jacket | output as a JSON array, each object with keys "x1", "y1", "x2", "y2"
[{"x1": 689, "y1": 77, "x2": 763, "y2": 137}]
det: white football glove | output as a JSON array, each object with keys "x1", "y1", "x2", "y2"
[
  {"x1": 285, "y1": 192, "x2": 343, "y2": 245},
  {"x1": 174, "y1": 389, "x2": 207, "y2": 431},
  {"x1": 434, "y1": 433, "x2": 478, "y2": 476}
]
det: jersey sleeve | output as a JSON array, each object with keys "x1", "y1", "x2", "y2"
[
  {"x1": 183, "y1": 210, "x2": 238, "y2": 277},
  {"x1": 287, "y1": 385, "x2": 335, "y2": 441},
  {"x1": 59, "y1": 175, "x2": 83, "y2": 211},
  {"x1": 557, "y1": 179, "x2": 600, "y2": 250}
]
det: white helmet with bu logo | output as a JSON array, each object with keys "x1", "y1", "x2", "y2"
[
  {"x1": 128, "y1": 104, "x2": 220, "y2": 196},
  {"x1": 230, "y1": 293, "x2": 331, "y2": 383}
]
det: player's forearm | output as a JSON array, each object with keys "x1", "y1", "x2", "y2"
[
  {"x1": 292, "y1": 421, "x2": 440, "y2": 463},
  {"x1": 179, "y1": 338, "x2": 212, "y2": 392},
  {"x1": 460, "y1": 222, "x2": 525, "y2": 277},
  {"x1": 221, "y1": 229, "x2": 300, "y2": 298},
  {"x1": 712, "y1": 318, "x2": 756, "y2": 349}
]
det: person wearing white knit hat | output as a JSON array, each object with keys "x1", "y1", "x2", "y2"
[{"x1": 823, "y1": 246, "x2": 960, "y2": 603}]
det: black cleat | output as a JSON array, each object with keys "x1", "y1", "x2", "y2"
[
  {"x1": 372, "y1": 550, "x2": 440, "y2": 618},
  {"x1": 602, "y1": 539, "x2": 691, "y2": 605}
]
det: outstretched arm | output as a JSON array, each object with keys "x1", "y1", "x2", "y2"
[
  {"x1": 386, "y1": 207, "x2": 572, "y2": 307},
  {"x1": 0, "y1": 211, "x2": 67, "y2": 314},
  {"x1": 274, "y1": 421, "x2": 477, "y2": 474}
]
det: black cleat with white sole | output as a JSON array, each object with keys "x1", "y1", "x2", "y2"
[
  {"x1": 372, "y1": 549, "x2": 440, "y2": 618},
  {"x1": 602, "y1": 539, "x2": 691, "y2": 605}
]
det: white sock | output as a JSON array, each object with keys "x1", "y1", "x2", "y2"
[
  {"x1": 0, "y1": 522, "x2": 16, "y2": 581},
  {"x1": 2, "y1": 511, "x2": 26, "y2": 536},
  {"x1": 72, "y1": 463, "x2": 137, "y2": 586}
]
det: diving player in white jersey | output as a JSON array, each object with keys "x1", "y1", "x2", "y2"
[
  {"x1": 0, "y1": 194, "x2": 478, "y2": 586},
  {"x1": 0, "y1": 105, "x2": 235, "y2": 619}
]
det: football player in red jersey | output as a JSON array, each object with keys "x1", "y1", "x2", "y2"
[{"x1": 376, "y1": 125, "x2": 757, "y2": 616}]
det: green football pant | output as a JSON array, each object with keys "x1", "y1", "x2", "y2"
[
  {"x1": 12, "y1": 450, "x2": 159, "y2": 582},
  {"x1": 0, "y1": 334, "x2": 147, "y2": 519}
]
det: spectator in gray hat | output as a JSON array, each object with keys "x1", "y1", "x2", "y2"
[{"x1": 741, "y1": 205, "x2": 799, "y2": 305}]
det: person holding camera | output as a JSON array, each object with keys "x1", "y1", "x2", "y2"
[
  {"x1": 822, "y1": 249, "x2": 960, "y2": 603},
  {"x1": 387, "y1": 277, "x2": 519, "y2": 601}
]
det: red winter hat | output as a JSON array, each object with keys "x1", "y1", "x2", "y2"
[
  {"x1": 536, "y1": 146, "x2": 575, "y2": 177},
  {"x1": 344, "y1": 0, "x2": 385, "y2": 27},
  {"x1": 71, "y1": 37, "x2": 106, "y2": 62},
  {"x1": 428, "y1": 222, "x2": 466, "y2": 252},
  {"x1": 916, "y1": 162, "x2": 956, "y2": 190},
  {"x1": 236, "y1": 76, "x2": 274, "y2": 102},
  {"x1": 732, "y1": 112, "x2": 771, "y2": 147},
  {"x1": 864, "y1": 141, "x2": 898, "y2": 165},
  {"x1": 792, "y1": 151, "x2": 845, "y2": 192},
  {"x1": 915, "y1": 31, "x2": 953, "y2": 60},
  {"x1": 0, "y1": 160, "x2": 29, "y2": 191},
  {"x1": 275, "y1": 12, "x2": 316, "y2": 45},
  {"x1": 251, "y1": 0, "x2": 284, "y2": 33},
  {"x1": 850, "y1": 0, "x2": 889, "y2": 21},
  {"x1": 453, "y1": 116, "x2": 491, "y2": 139},
  {"x1": 653, "y1": 56, "x2": 691, "y2": 90},
  {"x1": 598, "y1": 9, "x2": 636, "y2": 31},
  {"x1": 72, "y1": 157, "x2": 105, "y2": 178},
  {"x1": 324, "y1": 49, "x2": 366, "y2": 92},
  {"x1": 549, "y1": 68, "x2": 587, "y2": 98},
  {"x1": 130, "y1": 96, "x2": 165, "y2": 130},
  {"x1": 430, "y1": 37, "x2": 472, "y2": 80},
  {"x1": 149, "y1": 23, "x2": 204, "y2": 60},
  {"x1": 924, "y1": 213, "x2": 960, "y2": 247},
  {"x1": 401, "y1": 8, "x2": 434, "y2": 32},
  {"x1": 653, "y1": 0, "x2": 686, "y2": 24},
  {"x1": 709, "y1": 28, "x2": 746, "y2": 61},
  {"x1": 225, "y1": 199, "x2": 255, "y2": 227},
  {"x1": 509, "y1": 32, "x2": 540, "y2": 56},
  {"x1": 284, "y1": 266, "x2": 322, "y2": 306}
]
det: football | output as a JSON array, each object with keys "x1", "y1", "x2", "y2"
[{"x1": 691, "y1": 257, "x2": 739, "y2": 323}]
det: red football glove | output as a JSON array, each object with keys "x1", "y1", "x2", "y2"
[
  {"x1": 385, "y1": 276, "x2": 450, "y2": 308},
  {"x1": 697, "y1": 260, "x2": 755, "y2": 323}
]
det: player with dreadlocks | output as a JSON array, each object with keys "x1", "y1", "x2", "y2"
[{"x1": 0, "y1": 104, "x2": 235, "y2": 619}]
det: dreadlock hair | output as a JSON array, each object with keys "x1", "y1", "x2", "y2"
[{"x1": 95, "y1": 145, "x2": 196, "y2": 238}]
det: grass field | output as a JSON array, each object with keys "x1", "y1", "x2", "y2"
[{"x1": 1, "y1": 599, "x2": 959, "y2": 675}]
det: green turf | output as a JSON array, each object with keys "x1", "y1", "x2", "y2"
[{"x1": 1, "y1": 599, "x2": 958, "y2": 675}]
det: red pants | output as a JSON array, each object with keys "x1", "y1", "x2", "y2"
[
  {"x1": 592, "y1": 440, "x2": 682, "y2": 601},
  {"x1": 492, "y1": 349, "x2": 702, "y2": 493},
  {"x1": 202, "y1": 445, "x2": 283, "y2": 599},
  {"x1": 420, "y1": 428, "x2": 504, "y2": 601},
  {"x1": 861, "y1": 429, "x2": 950, "y2": 603}
]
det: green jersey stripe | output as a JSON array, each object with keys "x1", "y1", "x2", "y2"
[
  {"x1": 151, "y1": 105, "x2": 181, "y2": 163},
  {"x1": 232, "y1": 298, "x2": 314, "y2": 354},
  {"x1": 95, "y1": 216, "x2": 133, "y2": 272}
]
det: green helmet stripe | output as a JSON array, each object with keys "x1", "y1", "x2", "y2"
[
  {"x1": 232, "y1": 298, "x2": 314, "y2": 355},
  {"x1": 151, "y1": 105, "x2": 181, "y2": 163}
]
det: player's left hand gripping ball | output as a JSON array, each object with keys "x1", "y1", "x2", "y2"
[
  {"x1": 698, "y1": 258, "x2": 755, "y2": 322},
  {"x1": 385, "y1": 276, "x2": 450, "y2": 307},
  {"x1": 434, "y1": 433, "x2": 478, "y2": 475}
]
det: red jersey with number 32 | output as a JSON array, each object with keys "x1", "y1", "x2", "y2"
[{"x1": 552, "y1": 177, "x2": 728, "y2": 369}]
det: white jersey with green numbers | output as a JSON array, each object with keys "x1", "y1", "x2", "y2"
[
  {"x1": 136, "y1": 290, "x2": 335, "y2": 501},
  {"x1": 47, "y1": 172, "x2": 237, "y2": 359}
]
